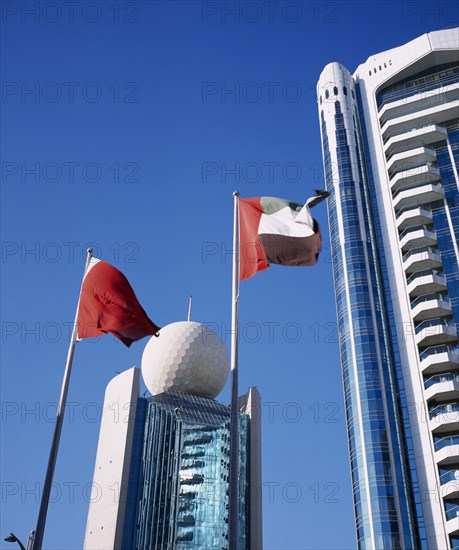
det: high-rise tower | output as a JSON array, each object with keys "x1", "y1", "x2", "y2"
[
  {"x1": 83, "y1": 322, "x2": 262, "y2": 549},
  {"x1": 317, "y1": 28, "x2": 459, "y2": 549}
]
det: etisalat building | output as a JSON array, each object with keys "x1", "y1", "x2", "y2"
[{"x1": 83, "y1": 321, "x2": 262, "y2": 550}]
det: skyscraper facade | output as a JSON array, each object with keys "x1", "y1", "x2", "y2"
[
  {"x1": 83, "y1": 322, "x2": 262, "y2": 550},
  {"x1": 317, "y1": 28, "x2": 459, "y2": 550}
]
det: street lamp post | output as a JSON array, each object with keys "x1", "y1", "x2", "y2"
[
  {"x1": 4, "y1": 531, "x2": 35, "y2": 550},
  {"x1": 4, "y1": 533, "x2": 26, "y2": 550}
]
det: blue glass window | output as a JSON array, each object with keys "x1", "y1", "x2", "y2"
[{"x1": 130, "y1": 392, "x2": 249, "y2": 549}]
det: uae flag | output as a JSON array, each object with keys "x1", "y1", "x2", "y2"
[
  {"x1": 239, "y1": 191, "x2": 329, "y2": 281},
  {"x1": 77, "y1": 258, "x2": 160, "y2": 347}
]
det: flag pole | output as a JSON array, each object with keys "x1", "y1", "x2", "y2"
[
  {"x1": 228, "y1": 191, "x2": 240, "y2": 550},
  {"x1": 32, "y1": 248, "x2": 93, "y2": 550}
]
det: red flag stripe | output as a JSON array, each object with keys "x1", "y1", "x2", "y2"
[{"x1": 239, "y1": 197, "x2": 269, "y2": 281}]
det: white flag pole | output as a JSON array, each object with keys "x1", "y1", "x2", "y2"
[
  {"x1": 228, "y1": 191, "x2": 240, "y2": 550},
  {"x1": 32, "y1": 248, "x2": 93, "y2": 550}
]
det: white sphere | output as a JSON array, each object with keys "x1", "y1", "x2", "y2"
[{"x1": 141, "y1": 321, "x2": 229, "y2": 399}]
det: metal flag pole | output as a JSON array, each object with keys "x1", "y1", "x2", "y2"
[
  {"x1": 32, "y1": 248, "x2": 93, "y2": 550},
  {"x1": 228, "y1": 191, "x2": 240, "y2": 550}
]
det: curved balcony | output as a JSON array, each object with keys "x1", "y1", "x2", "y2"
[
  {"x1": 429, "y1": 402, "x2": 459, "y2": 434},
  {"x1": 434, "y1": 435, "x2": 459, "y2": 466},
  {"x1": 379, "y1": 84, "x2": 459, "y2": 125},
  {"x1": 403, "y1": 246, "x2": 442, "y2": 273},
  {"x1": 391, "y1": 164, "x2": 440, "y2": 193},
  {"x1": 407, "y1": 269, "x2": 447, "y2": 297},
  {"x1": 424, "y1": 372, "x2": 459, "y2": 402},
  {"x1": 384, "y1": 124, "x2": 447, "y2": 156},
  {"x1": 445, "y1": 503, "x2": 459, "y2": 536},
  {"x1": 420, "y1": 345, "x2": 459, "y2": 375},
  {"x1": 396, "y1": 206, "x2": 433, "y2": 230},
  {"x1": 393, "y1": 182, "x2": 444, "y2": 212},
  {"x1": 381, "y1": 99, "x2": 459, "y2": 140},
  {"x1": 387, "y1": 146, "x2": 437, "y2": 173},
  {"x1": 440, "y1": 470, "x2": 459, "y2": 500},
  {"x1": 415, "y1": 319, "x2": 457, "y2": 347},
  {"x1": 411, "y1": 293, "x2": 452, "y2": 321},
  {"x1": 399, "y1": 226, "x2": 437, "y2": 250}
]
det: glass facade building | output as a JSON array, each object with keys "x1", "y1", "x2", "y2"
[
  {"x1": 317, "y1": 29, "x2": 459, "y2": 549},
  {"x1": 84, "y1": 368, "x2": 262, "y2": 550},
  {"x1": 131, "y1": 392, "x2": 248, "y2": 549}
]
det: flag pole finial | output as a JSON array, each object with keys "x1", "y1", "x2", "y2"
[
  {"x1": 87, "y1": 247, "x2": 93, "y2": 255},
  {"x1": 233, "y1": 191, "x2": 240, "y2": 197}
]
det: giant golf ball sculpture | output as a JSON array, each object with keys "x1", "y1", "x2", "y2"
[{"x1": 141, "y1": 321, "x2": 229, "y2": 399}]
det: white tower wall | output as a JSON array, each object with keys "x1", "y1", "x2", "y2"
[{"x1": 84, "y1": 367, "x2": 140, "y2": 550}]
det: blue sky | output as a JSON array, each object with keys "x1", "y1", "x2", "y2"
[{"x1": 1, "y1": 1, "x2": 456, "y2": 548}]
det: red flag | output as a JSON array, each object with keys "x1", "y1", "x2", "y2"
[{"x1": 77, "y1": 258, "x2": 160, "y2": 347}]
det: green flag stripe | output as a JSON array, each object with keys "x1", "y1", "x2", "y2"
[{"x1": 260, "y1": 196, "x2": 303, "y2": 215}]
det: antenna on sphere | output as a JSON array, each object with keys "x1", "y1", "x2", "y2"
[{"x1": 187, "y1": 294, "x2": 192, "y2": 322}]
